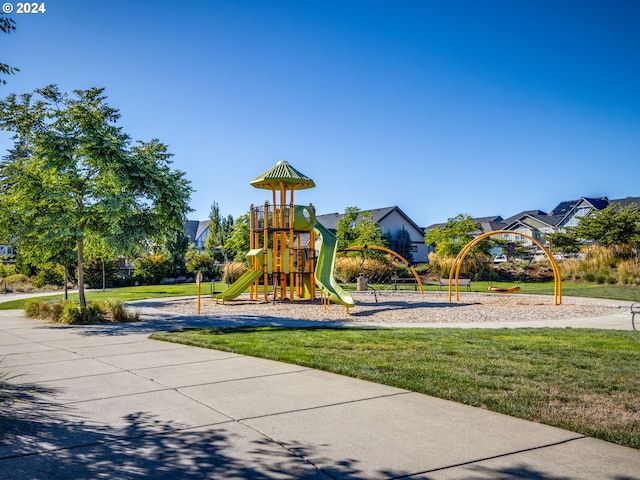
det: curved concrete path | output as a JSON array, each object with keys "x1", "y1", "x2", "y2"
[{"x1": 0, "y1": 294, "x2": 638, "y2": 479}]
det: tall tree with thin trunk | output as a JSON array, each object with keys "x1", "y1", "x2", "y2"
[{"x1": 0, "y1": 85, "x2": 192, "y2": 307}]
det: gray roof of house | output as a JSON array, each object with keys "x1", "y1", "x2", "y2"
[
  {"x1": 549, "y1": 197, "x2": 609, "y2": 216},
  {"x1": 609, "y1": 196, "x2": 640, "y2": 208},
  {"x1": 316, "y1": 206, "x2": 424, "y2": 235},
  {"x1": 184, "y1": 220, "x2": 210, "y2": 243},
  {"x1": 184, "y1": 220, "x2": 200, "y2": 243}
]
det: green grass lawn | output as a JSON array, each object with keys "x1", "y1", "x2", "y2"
[
  {"x1": 0, "y1": 282, "x2": 228, "y2": 310},
  {"x1": 151, "y1": 326, "x2": 640, "y2": 449}
]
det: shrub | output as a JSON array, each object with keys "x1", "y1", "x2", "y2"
[
  {"x1": 3, "y1": 273, "x2": 32, "y2": 293},
  {"x1": 223, "y1": 261, "x2": 248, "y2": 284},
  {"x1": 186, "y1": 250, "x2": 222, "y2": 280},
  {"x1": 24, "y1": 299, "x2": 139, "y2": 324},
  {"x1": 94, "y1": 299, "x2": 140, "y2": 323},
  {"x1": 112, "y1": 273, "x2": 136, "y2": 287},
  {"x1": 582, "y1": 245, "x2": 617, "y2": 271},
  {"x1": 32, "y1": 265, "x2": 65, "y2": 288},
  {"x1": 426, "y1": 252, "x2": 489, "y2": 280},
  {"x1": 60, "y1": 302, "x2": 104, "y2": 325},
  {"x1": 4, "y1": 274, "x2": 28, "y2": 284},
  {"x1": 24, "y1": 299, "x2": 52, "y2": 319},
  {"x1": 134, "y1": 252, "x2": 173, "y2": 285},
  {"x1": 84, "y1": 258, "x2": 121, "y2": 289},
  {"x1": 618, "y1": 259, "x2": 640, "y2": 285}
]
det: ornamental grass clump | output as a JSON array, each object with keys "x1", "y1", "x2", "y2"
[
  {"x1": 560, "y1": 245, "x2": 640, "y2": 285},
  {"x1": 24, "y1": 298, "x2": 139, "y2": 324}
]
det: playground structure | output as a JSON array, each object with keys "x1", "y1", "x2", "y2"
[
  {"x1": 447, "y1": 230, "x2": 563, "y2": 306},
  {"x1": 212, "y1": 161, "x2": 355, "y2": 309}
]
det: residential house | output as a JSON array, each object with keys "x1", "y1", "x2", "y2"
[
  {"x1": 316, "y1": 206, "x2": 429, "y2": 263},
  {"x1": 184, "y1": 220, "x2": 210, "y2": 251},
  {"x1": 0, "y1": 243, "x2": 15, "y2": 264},
  {"x1": 425, "y1": 196, "x2": 640, "y2": 251},
  {"x1": 551, "y1": 197, "x2": 610, "y2": 230},
  {"x1": 473, "y1": 215, "x2": 506, "y2": 235},
  {"x1": 498, "y1": 210, "x2": 563, "y2": 247}
]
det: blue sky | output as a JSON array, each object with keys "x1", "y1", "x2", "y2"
[{"x1": 2, "y1": 0, "x2": 639, "y2": 227}]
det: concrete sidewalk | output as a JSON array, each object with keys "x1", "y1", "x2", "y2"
[{"x1": 0, "y1": 308, "x2": 639, "y2": 479}]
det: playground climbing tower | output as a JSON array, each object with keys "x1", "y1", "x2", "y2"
[{"x1": 248, "y1": 161, "x2": 317, "y2": 302}]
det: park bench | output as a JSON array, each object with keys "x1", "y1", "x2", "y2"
[
  {"x1": 438, "y1": 278, "x2": 471, "y2": 292},
  {"x1": 632, "y1": 303, "x2": 639, "y2": 331},
  {"x1": 392, "y1": 277, "x2": 419, "y2": 291}
]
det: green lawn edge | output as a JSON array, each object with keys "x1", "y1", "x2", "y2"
[{"x1": 3, "y1": 280, "x2": 640, "y2": 310}]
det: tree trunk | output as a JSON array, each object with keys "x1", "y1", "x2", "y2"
[
  {"x1": 64, "y1": 266, "x2": 69, "y2": 300},
  {"x1": 102, "y1": 259, "x2": 106, "y2": 291},
  {"x1": 77, "y1": 238, "x2": 86, "y2": 308}
]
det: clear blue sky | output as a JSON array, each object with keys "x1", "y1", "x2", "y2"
[{"x1": 3, "y1": 0, "x2": 639, "y2": 227}]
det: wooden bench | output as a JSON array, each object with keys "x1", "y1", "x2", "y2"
[
  {"x1": 438, "y1": 278, "x2": 471, "y2": 292},
  {"x1": 392, "y1": 277, "x2": 419, "y2": 291},
  {"x1": 632, "y1": 303, "x2": 640, "y2": 331}
]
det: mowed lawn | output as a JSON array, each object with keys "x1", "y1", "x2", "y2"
[{"x1": 152, "y1": 326, "x2": 640, "y2": 450}]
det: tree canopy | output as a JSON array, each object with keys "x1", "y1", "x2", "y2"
[
  {"x1": 335, "y1": 207, "x2": 386, "y2": 251},
  {"x1": 223, "y1": 214, "x2": 251, "y2": 261},
  {"x1": 574, "y1": 204, "x2": 640, "y2": 249},
  {"x1": 0, "y1": 85, "x2": 192, "y2": 306},
  {"x1": 544, "y1": 230, "x2": 581, "y2": 255},
  {"x1": 424, "y1": 214, "x2": 489, "y2": 257},
  {"x1": 204, "y1": 201, "x2": 234, "y2": 259}
]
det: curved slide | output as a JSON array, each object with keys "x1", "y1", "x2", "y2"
[
  {"x1": 212, "y1": 249, "x2": 263, "y2": 303},
  {"x1": 294, "y1": 206, "x2": 355, "y2": 308}
]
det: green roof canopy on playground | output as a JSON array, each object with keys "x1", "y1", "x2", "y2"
[{"x1": 250, "y1": 160, "x2": 315, "y2": 207}]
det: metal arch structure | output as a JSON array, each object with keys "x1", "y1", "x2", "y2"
[
  {"x1": 447, "y1": 230, "x2": 562, "y2": 306},
  {"x1": 340, "y1": 245, "x2": 424, "y2": 295}
]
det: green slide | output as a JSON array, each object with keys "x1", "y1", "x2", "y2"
[
  {"x1": 294, "y1": 206, "x2": 355, "y2": 308},
  {"x1": 212, "y1": 249, "x2": 263, "y2": 302}
]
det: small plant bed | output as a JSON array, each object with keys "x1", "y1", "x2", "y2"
[
  {"x1": 151, "y1": 326, "x2": 640, "y2": 449},
  {"x1": 24, "y1": 298, "x2": 140, "y2": 325}
]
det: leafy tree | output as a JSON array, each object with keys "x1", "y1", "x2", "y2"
[
  {"x1": 0, "y1": 85, "x2": 192, "y2": 306},
  {"x1": 204, "y1": 201, "x2": 234, "y2": 260},
  {"x1": 424, "y1": 214, "x2": 487, "y2": 257},
  {"x1": 544, "y1": 230, "x2": 581, "y2": 255},
  {"x1": 336, "y1": 207, "x2": 360, "y2": 250},
  {"x1": 574, "y1": 204, "x2": 640, "y2": 249},
  {"x1": 354, "y1": 211, "x2": 386, "y2": 248},
  {"x1": 133, "y1": 252, "x2": 173, "y2": 285},
  {"x1": 186, "y1": 247, "x2": 221, "y2": 279},
  {"x1": 223, "y1": 214, "x2": 251, "y2": 261},
  {"x1": 1, "y1": 17, "x2": 19, "y2": 84},
  {"x1": 336, "y1": 207, "x2": 386, "y2": 250},
  {"x1": 165, "y1": 231, "x2": 190, "y2": 277},
  {"x1": 84, "y1": 258, "x2": 120, "y2": 289}
]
